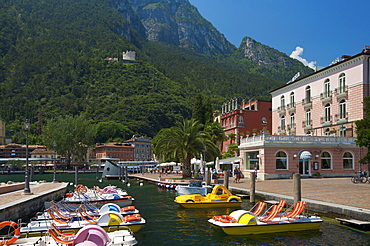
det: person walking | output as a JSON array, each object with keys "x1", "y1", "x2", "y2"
[{"x1": 236, "y1": 168, "x2": 241, "y2": 183}]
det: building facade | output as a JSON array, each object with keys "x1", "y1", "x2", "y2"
[
  {"x1": 124, "y1": 137, "x2": 153, "y2": 161},
  {"x1": 94, "y1": 142, "x2": 134, "y2": 161},
  {"x1": 238, "y1": 47, "x2": 370, "y2": 180},
  {"x1": 219, "y1": 100, "x2": 272, "y2": 154}
]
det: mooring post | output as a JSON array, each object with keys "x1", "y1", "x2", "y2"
[
  {"x1": 223, "y1": 170, "x2": 229, "y2": 189},
  {"x1": 293, "y1": 173, "x2": 301, "y2": 203},
  {"x1": 125, "y1": 166, "x2": 128, "y2": 183},
  {"x1": 250, "y1": 172, "x2": 256, "y2": 203},
  {"x1": 75, "y1": 166, "x2": 78, "y2": 186}
]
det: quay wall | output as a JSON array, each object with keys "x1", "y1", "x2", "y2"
[{"x1": 0, "y1": 183, "x2": 68, "y2": 222}]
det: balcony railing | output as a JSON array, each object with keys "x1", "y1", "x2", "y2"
[
  {"x1": 302, "y1": 98, "x2": 312, "y2": 108},
  {"x1": 302, "y1": 120, "x2": 312, "y2": 129},
  {"x1": 320, "y1": 91, "x2": 332, "y2": 102},
  {"x1": 286, "y1": 103, "x2": 296, "y2": 112},
  {"x1": 277, "y1": 106, "x2": 286, "y2": 114},
  {"x1": 335, "y1": 112, "x2": 348, "y2": 123},
  {"x1": 240, "y1": 134, "x2": 356, "y2": 146},
  {"x1": 334, "y1": 86, "x2": 348, "y2": 98},
  {"x1": 320, "y1": 115, "x2": 333, "y2": 125}
]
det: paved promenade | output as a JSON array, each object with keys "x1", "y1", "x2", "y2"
[{"x1": 130, "y1": 173, "x2": 370, "y2": 221}]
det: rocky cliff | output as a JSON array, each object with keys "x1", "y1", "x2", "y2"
[{"x1": 111, "y1": 0, "x2": 236, "y2": 55}]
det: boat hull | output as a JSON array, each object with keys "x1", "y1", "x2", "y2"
[
  {"x1": 208, "y1": 218, "x2": 322, "y2": 235},
  {"x1": 176, "y1": 201, "x2": 242, "y2": 208}
]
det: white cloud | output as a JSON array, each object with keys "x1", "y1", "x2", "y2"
[{"x1": 289, "y1": 46, "x2": 316, "y2": 69}]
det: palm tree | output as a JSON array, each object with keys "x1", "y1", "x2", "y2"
[
  {"x1": 152, "y1": 119, "x2": 220, "y2": 178},
  {"x1": 204, "y1": 122, "x2": 227, "y2": 152}
]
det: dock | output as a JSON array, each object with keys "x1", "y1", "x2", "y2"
[{"x1": 336, "y1": 218, "x2": 370, "y2": 229}]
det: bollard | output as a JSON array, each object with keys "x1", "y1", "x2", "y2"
[
  {"x1": 75, "y1": 166, "x2": 78, "y2": 186},
  {"x1": 250, "y1": 172, "x2": 256, "y2": 203},
  {"x1": 124, "y1": 166, "x2": 128, "y2": 183},
  {"x1": 293, "y1": 173, "x2": 301, "y2": 203},
  {"x1": 223, "y1": 170, "x2": 229, "y2": 189},
  {"x1": 205, "y1": 168, "x2": 211, "y2": 186}
]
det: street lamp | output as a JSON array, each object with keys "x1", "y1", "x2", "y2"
[
  {"x1": 53, "y1": 141, "x2": 57, "y2": 182},
  {"x1": 23, "y1": 119, "x2": 31, "y2": 194}
]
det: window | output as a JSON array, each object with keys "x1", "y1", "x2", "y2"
[
  {"x1": 324, "y1": 103, "x2": 331, "y2": 122},
  {"x1": 343, "y1": 152, "x2": 354, "y2": 170},
  {"x1": 290, "y1": 113, "x2": 295, "y2": 129},
  {"x1": 339, "y1": 126, "x2": 346, "y2": 137},
  {"x1": 280, "y1": 116, "x2": 285, "y2": 131},
  {"x1": 305, "y1": 86, "x2": 311, "y2": 102},
  {"x1": 238, "y1": 116, "x2": 244, "y2": 125},
  {"x1": 262, "y1": 117, "x2": 267, "y2": 124},
  {"x1": 321, "y1": 151, "x2": 332, "y2": 170},
  {"x1": 324, "y1": 79, "x2": 330, "y2": 97},
  {"x1": 276, "y1": 151, "x2": 288, "y2": 170},
  {"x1": 306, "y1": 109, "x2": 311, "y2": 125},
  {"x1": 339, "y1": 99, "x2": 346, "y2": 119},
  {"x1": 290, "y1": 92, "x2": 295, "y2": 106},
  {"x1": 281, "y1": 96, "x2": 285, "y2": 109},
  {"x1": 339, "y1": 73, "x2": 346, "y2": 93}
]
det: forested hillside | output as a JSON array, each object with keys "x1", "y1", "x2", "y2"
[{"x1": 0, "y1": 0, "x2": 313, "y2": 140}]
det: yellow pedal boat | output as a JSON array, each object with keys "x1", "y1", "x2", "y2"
[
  {"x1": 208, "y1": 201, "x2": 322, "y2": 235},
  {"x1": 174, "y1": 185, "x2": 242, "y2": 208}
]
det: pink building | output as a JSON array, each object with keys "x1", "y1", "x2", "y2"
[{"x1": 239, "y1": 47, "x2": 370, "y2": 180}]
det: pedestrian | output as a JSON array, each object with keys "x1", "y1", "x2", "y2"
[
  {"x1": 237, "y1": 168, "x2": 241, "y2": 183},
  {"x1": 233, "y1": 168, "x2": 238, "y2": 183}
]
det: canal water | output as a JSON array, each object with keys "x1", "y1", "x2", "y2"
[{"x1": 2, "y1": 173, "x2": 370, "y2": 245}]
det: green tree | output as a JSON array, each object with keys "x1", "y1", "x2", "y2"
[
  {"x1": 356, "y1": 97, "x2": 370, "y2": 165},
  {"x1": 192, "y1": 94, "x2": 213, "y2": 127},
  {"x1": 42, "y1": 114, "x2": 96, "y2": 168},
  {"x1": 204, "y1": 122, "x2": 227, "y2": 151},
  {"x1": 95, "y1": 121, "x2": 131, "y2": 143},
  {"x1": 152, "y1": 118, "x2": 220, "y2": 178}
]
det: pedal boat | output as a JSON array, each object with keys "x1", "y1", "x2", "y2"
[
  {"x1": 174, "y1": 185, "x2": 242, "y2": 208},
  {"x1": 45, "y1": 185, "x2": 134, "y2": 209},
  {"x1": 5, "y1": 222, "x2": 137, "y2": 246},
  {"x1": 208, "y1": 201, "x2": 322, "y2": 235},
  {"x1": 36, "y1": 203, "x2": 139, "y2": 221},
  {"x1": 20, "y1": 211, "x2": 145, "y2": 235}
]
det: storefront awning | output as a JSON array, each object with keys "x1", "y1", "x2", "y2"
[{"x1": 300, "y1": 151, "x2": 312, "y2": 160}]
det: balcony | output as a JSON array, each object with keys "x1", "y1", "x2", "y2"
[
  {"x1": 320, "y1": 91, "x2": 332, "y2": 103},
  {"x1": 302, "y1": 98, "x2": 312, "y2": 108},
  {"x1": 286, "y1": 103, "x2": 296, "y2": 112},
  {"x1": 320, "y1": 115, "x2": 333, "y2": 126},
  {"x1": 302, "y1": 120, "x2": 312, "y2": 129},
  {"x1": 277, "y1": 106, "x2": 286, "y2": 115},
  {"x1": 277, "y1": 126, "x2": 286, "y2": 134},
  {"x1": 240, "y1": 134, "x2": 357, "y2": 148},
  {"x1": 335, "y1": 112, "x2": 348, "y2": 124},
  {"x1": 334, "y1": 86, "x2": 348, "y2": 99}
]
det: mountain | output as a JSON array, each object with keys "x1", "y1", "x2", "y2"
[{"x1": 0, "y1": 0, "x2": 313, "y2": 139}]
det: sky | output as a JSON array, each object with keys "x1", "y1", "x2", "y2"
[{"x1": 188, "y1": 0, "x2": 370, "y2": 68}]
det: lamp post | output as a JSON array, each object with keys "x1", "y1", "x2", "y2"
[
  {"x1": 23, "y1": 119, "x2": 31, "y2": 194},
  {"x1": 53, "y1": 141, "x2": 57, "y2": 183}
]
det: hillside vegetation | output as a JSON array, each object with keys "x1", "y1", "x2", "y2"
[{"x1": 0, "y1": 0, "x2": 312, "y2": 140}]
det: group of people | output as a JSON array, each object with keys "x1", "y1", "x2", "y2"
[{"x1": 233, "y1": 167, "x2": 242, "y2": 183}]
